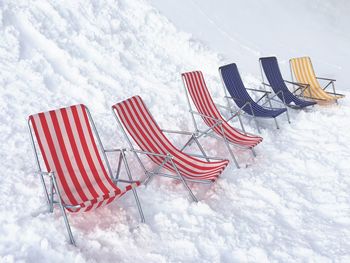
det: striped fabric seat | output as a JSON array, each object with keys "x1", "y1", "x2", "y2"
[
  {"x1": 290, "y1": 56, "x2": 344, "y2": 101},
  {"x1": 260, "y1": 57, "x2": 316, "y2": 108},
  {"x1": 219, "y1": 64, "x2": 287, "y2": 118},
  {"x1": 112, "y1": 96, "x2": 229, "y2": 181},
  {"x1": 29, "y1": 104, "x2": 139, "y2": 213},
  {"x1": 182, "y1": 71, "x2": 262, "y2": 148}
]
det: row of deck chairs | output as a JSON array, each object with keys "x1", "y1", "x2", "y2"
[{"x1": 28, "y1": 56, "x2": 344, "y2": 244}]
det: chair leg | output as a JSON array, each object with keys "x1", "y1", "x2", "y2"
[
  {"x1": 251, "y1": 148, "x2": 257, "y2": 157},
  {"x1": 237, "y1": 113, "x2": 246, "y2": 133},
  {"x1": 286, "y1": 109, "x2": 291, "y2": 124},
  {"x1": 51, "y1": 173, "x2": 76, "y2": 245},
  {"x1": 192, "y1": 136, "x2": 210, "y2": 162},
  {"x1": 169, "y1": 158, "x2": 198, "y2": 202},
  {"x1": 253, "y1": 116, "x2": 261, "y2": 133},
  {"x1": 180, "y1": 136, "x2": 194, "y2": 151},
  {"x1": 274, "y1": 117, "x2": 279, "y2": 129},
  {"x1": 219, "y1": 125, "x2": 240, "y2": 169},
  {"x1": 114, "y1": 152, "x2": 123, "y2": 181},
  {"x1": 121, "y1": 151, "x2": 145, "y2": 223},
  {"x1": 49, "y1": 176, "x2": 54, "y2": 213}
]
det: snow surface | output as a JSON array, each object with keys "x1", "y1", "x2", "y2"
[{"x1": 0, "y1": 0, "x2": 350, "y2": 262}]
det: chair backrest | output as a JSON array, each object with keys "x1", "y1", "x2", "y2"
[
  {"x1": 219, "y1": 63, "x2": 253, "y2": 109},
  {"x1": 112, "y1": 96, "x2": 179, "y2": 169},
  {"x1": 260, "y1": 56, "x2": 293, "y2": 104},
  {"x1": 29, "y1": 104, "x2": 117, "y2": 207},
  {"x1": 290, "y1": 56, "x2": 333, "y2": 100},
  {"x1": 182, "y1": 71, "x2": 227, "y2": 126}
]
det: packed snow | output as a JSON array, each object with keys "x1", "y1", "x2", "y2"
[{"x1": 0, "y1": 0, "x2": 349, "y2": 262}]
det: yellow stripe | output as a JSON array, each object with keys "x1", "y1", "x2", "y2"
[{"x1": 290, "y1": 56, "x2": 340, "y2": 101}]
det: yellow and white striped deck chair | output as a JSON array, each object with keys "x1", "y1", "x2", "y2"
[{"x1": 289, "y1": 56, "x2": 344, "y2": 103}]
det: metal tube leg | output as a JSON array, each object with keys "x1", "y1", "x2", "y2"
[
  {"x1": 332, "y1": 82, "x2": 338, "y2": 104},
  {"x1": 180, "y1": 136, "x2": 194, "y2": 151},
  {"x1": 254, "y1": 116, "x2": 261, "y2": 133},
  {"x1": 169, "y1": 158, "x2": 198, "y2": 202},
  {"x1": 219, "y1": 124, "x2": 240, "y2": 169},
  {"x1": 280, "y1": 92, "x2": 291, "y2": 124},
  {"x1": 121, "y1": 151, "x2": 145, "y2": 223},
  {"x1": 248, "y1": 103, "x2": 260, "y2": 134},
  {"x1": 285, "y1": 109, "x2": 291, "y2": 124},
  {"x1": 274, "y1": 117, "x2": 279, "y2": 129},
  {"x1": 251, "y1": 148, "x2": 257, "y2": 157},
  {"x1": 192, "y1": 136, "x2": 210, "y2": 162},
  {"x1": 237, "y1": 113, "x2": 246, "y2": 134},
  {"x1": 51, "y1": 173, "x2": 76, "y2": 245},
  {"x1": 49, "y1": 176, "x2": 54, "y2": 213},
  {"x1": 114, "y1": 152, "x2": 123, "y2": 182}
]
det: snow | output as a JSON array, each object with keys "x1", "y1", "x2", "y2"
[{"x1": 0, "y1": 0, "x2": 350, "y2": 262}]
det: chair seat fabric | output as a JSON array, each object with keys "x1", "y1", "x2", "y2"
[
  {"x1": 219, "y1": 63, "x2": 287, "y2": 117},
  {"x1": 29, "y1": 104, "x2": 137, "y2": 213},
  {"x1": 290, "y1": 56, "x2": 344, "y2": 101},
  {"x1": 113, "y1": 96, "x2": 229, "y2": 181}
]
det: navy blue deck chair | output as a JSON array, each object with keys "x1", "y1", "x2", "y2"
[
  {"x1": 219, "y1": 63, "x2": 289, "y2": 132},
  {"x1": 259, "y1": 57, "x2": 316, "y2": 109}
]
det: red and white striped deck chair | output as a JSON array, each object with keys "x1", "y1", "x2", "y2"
[
  {"x1": 112, "y1": 96, "x2": 229, "y2": 202},
  {"x1": 28, "y1": 104, "x2": 145, "y2": 245},
  {"x1": 182, "y1": 71, "x2": 263, "y2": 168}
]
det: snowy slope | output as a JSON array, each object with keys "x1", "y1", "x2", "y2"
[
  {"x1": 150, "y1": 0, "x2": 350, "y2": 86},
  {"x1": 1, "y1": 0, "x2": 350, "y2": 262}
]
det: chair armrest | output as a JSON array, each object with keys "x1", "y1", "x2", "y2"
[
  {"x1": 190, "y1": 110, "x2": 221, "y2": 122},
  {"x1": 246, "y1": 88, "x2": 272, "y2": 94},
  {"x1": 224, "y1": 95, "x2": 246, "y2": 103},
  {"x1": 316, "y1": 76, "x2": 336, "y2": 82},
  {"x1": 128, "y1": 148, "x2": 171, "y2": 158},
  {"x1": 115, "y1": 178, "x2": 140, "y2": 184},
  {"x1": 161, "y1": 129, "x2": 193, "y2": 136},
  {"x1": 104, "y1": 148, "x2": 124, "y2": 153},
  {"x1": 284, "y1": 80, "x2": 309, "y2": 87},
  {"x1": 262, "y1": 82, "x2": 272, "y2": 87}
]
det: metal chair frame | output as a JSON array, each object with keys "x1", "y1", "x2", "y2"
[{"x1": 28, "y1": 105, "x2": 145, "y2": 245}]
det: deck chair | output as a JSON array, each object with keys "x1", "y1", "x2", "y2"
[
  {"x1": 28, "y1": 104, "x2": 145, "y2": 245},
  {"x1": 289, "y1": 56, "x2": 345, "y2": 103},
  {"x1": 181, "y1": 71, "x2": 263, "y2": 169},
  {"x1": 259, "y1": 56, "x2": 316, "y2": 109},
  {"x1": 219, "y1": 63, "x2": 289, "y2": 132},
  {"x1": 112, "y1": 95, "x2": 229, "y2": 202}
]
